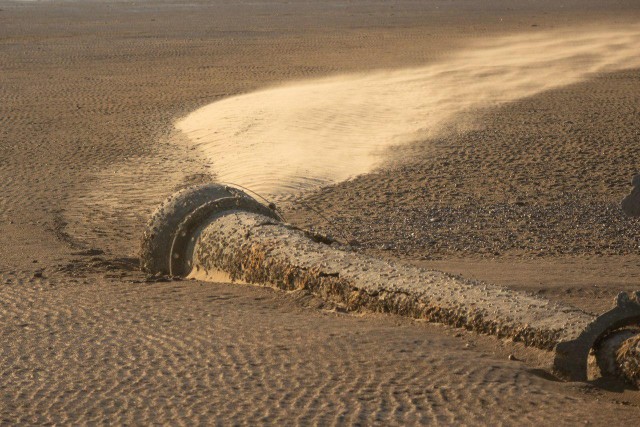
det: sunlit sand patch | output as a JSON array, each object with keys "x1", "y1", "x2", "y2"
[{"x1": 176, "y1": 26, "x2": 640, "y2": 199}]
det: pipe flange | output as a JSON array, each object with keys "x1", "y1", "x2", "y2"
[
  {"x1": 169, "y1": 196, "x2": 279, "y2": 276},
  {"x1": 140, "y1": 183, "x2": 280, "y2": 275},
  {"x1": 553, "y1": 291, "x2": 640, "y2": 381}
]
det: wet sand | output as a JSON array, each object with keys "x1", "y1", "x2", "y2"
[{"x1": 2, "y1": 0, "x2": 640, "y2": 423}]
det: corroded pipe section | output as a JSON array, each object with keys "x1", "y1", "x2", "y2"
[
  {"x1": 616, "y1": 334, "x2": 640, "y2": 388},
  {"x1": 191, "y1": 210, "x2": 592, "y2": 351},
  {"x1": 141, "y1": 184, "x2": 640, "y2": 384}
]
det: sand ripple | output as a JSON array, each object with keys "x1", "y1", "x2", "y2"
[{"x1": 3, "y1": 269, "x2": 638, "y2": 424}]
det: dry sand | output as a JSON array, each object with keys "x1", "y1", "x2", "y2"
[
  {"x1": 177, "y1": 26, "x2": 640, "y2": 197},
  {"x1": 2, "y1": 0, "x2": 640, "y2": 424}
]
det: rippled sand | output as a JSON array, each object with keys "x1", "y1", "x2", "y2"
[{"x1": 2, "y1": 0, "x2": 640, "y2": 424}]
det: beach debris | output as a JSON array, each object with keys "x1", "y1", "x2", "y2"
[{"x1": 141, "y1": 184, "x2": 640, "y2": 386}]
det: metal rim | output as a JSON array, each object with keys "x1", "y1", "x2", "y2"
[{"x1": 168, "y1": 195, "x2": 280, "y2": 277}]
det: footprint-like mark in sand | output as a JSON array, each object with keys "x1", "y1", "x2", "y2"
[{"x1": 176, "y1": 26, "x2": 640, "y2": 199}]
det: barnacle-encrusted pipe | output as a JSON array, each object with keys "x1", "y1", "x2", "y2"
[
  {"x1": 141, "y1": 184, "x2": 640, "y2": 385},
  {"x1": 615, "y1": 334, "x2": 640, "y2": 387}
]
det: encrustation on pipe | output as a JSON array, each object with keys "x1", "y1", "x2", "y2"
[
  {"x1": 616, "y1": 334, "x2": 640, "y2": 388},
  {"x1": 141, "y1": 183, "x2": 640, "y2": 385}
]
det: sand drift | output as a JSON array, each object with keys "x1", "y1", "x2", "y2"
[
  {"x1": 176, "y1": 26, "x2": 640, "y2": 197},
  {"x1": 141, "y1": 185, "x2": 640, "y2": 387}
]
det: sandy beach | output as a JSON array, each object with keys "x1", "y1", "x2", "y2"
[{"x1": 2, "y1": 0, "x2": 640, "y2": 423}]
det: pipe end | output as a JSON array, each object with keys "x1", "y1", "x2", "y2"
[{"x1": 140, "y1": 183, "x2": 280, "y2": 276}]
